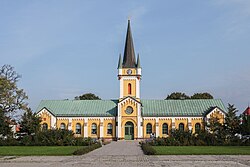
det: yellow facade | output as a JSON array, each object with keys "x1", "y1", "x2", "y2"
[
  {"x1": 40, "y1": 112, "x2": 51, "y2": 129},
  {"x1": 123, "y1": 79, "x2": 136, "y2": 97},
  {"x1": 103, "y1": 119, "x2": 116, "y2": 139},
  {"x1": 72, "y1": 119, "x2": 84, "y2": 137},
  {"x1": 57, "y1": 119, "x2": 69, "y2": 130},
  {"x1": 158, "y1": 118, "x2": 172, "y2": 138},
  {"x1": 210, "y1": 110, "x2": 224, "y2": 124},
  {"x1": 88, "y1": 119, "x2": 100, "y2": 138},
  {"x1": 143, "y1": 119, "x2": 156, "y2": 138},
  {"x1": 175, "y1": 118, "x2": 188, "y2": 131}
]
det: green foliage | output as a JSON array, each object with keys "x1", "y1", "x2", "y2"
[
  {"x1": 0, "y1": 109, "x2": 12, "y2": 137},
  {"x1": 19, "y1": 130, "x2": 96, "y2": 146},
  {"x1": 19, "y1": 108, "x2": 41, "y2": 135},
  {"x1": 153, "y1": 146, "x2": 250, "y2": 155},
  {"x1": 191, "y1": 92, "x2": 213, "y2": 99},
  {"x1": 165, "y1": 92, "x2": 190, "y2": 100},
  {"x1": 0, "y1": 65, "x2": 28, "y2": 137},
  {"x1": 0, "y1": 65, "x2": 28, "y2": 114},
  {"x1": 166, "y1": 92, "x2": 213, "y2": 100},
  {"x1": 240, "y1": 115, "x2": 250, "y2": 135},
  {"x1": 0, "y1": 146, "x2": 82, "y2": 156},
  {"x1": 75, "y1": 93, "x2": 101, "y2": 100},
  {"x1": 224, "y1": 104, "x2": 240, "y2": 138},
  {"x1": 73, "y1": 143, "x2": 102, "y2": 155},
  {"x1": 141, "y1": 142, "x2": 156, "y2": 155}
]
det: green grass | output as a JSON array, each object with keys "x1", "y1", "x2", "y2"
[
  {"x1": 153, "y1": 146, "x2": 250, "y2": 155},
  {"x1": 0, "y1": 146, "x2": 86, "y2": 156}
]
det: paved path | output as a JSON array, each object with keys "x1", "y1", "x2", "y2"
[{"x1": 0, "y1": 141, "x2": 250, "y2": 167}]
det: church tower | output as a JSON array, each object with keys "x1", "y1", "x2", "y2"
[{"x1": 118, "y1": 20, "x2": 141, "y2": 100}]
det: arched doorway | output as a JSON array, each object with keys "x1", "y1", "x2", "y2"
[{"x1": 125, "y1": 121, "x2": 134, "y2": 140}]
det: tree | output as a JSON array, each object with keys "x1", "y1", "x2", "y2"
[
  {"x1": 75, "y1": 93, "x2": 101, "y2": 100},
  {"x1": 191, "y1": 93, "x2": 213, "y2": 99},
  {"x1": 19, "y1": 108, "x2": 41, "y2": 135},
  {"x1": 165, "y1": 92, "x2": 190, "y2": 100},
  {"x1": 224, "y1": 104, "x2": 240, "y2": 137},
  {"x1": 0, "y1": 65, "x2": 28, "y2": 114},
  {"x1": 240, "y1": 115, "x2": 250, "y2": 135},
  {"x1": 0, "y1": 65, "x2": 28, "y2": 136},
  {"x1": 0, "y1": 108, "x2": 11, "y2": 137}
]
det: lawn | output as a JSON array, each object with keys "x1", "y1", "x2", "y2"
[
  {"x1": 0, "y1": 146, "x2": 85, "y2": 156},
  {"x1": 153, "y1": 146, "x2": 250, "y2": 155}
]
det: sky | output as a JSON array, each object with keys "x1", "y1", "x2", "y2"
[{"x1": 0, "y1": 0, "x2": 250, "y2": 113}]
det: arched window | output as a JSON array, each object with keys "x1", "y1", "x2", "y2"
[
  {"x1": 42, "y1": 123, "x2": 48, "y2": 130},
  {"x1": 179, "y1": 123, "x2": 184, "y2": 131},
  {"x1": 162, "y1": 123, "x2": 168, "y2": 134},
  {"x1": 91, "y1": 123, "x2": 97, "y2": 134},
  {"x1": 146, "y1": 123, "x2": 152, "y2": 134},
  {"x1": 76, "y1": 123, "x2": 81, "y2": 134},
  {"x1": 195, "y1": 123, "x2": 201, "y2": 133},
  {"x1": 128, "y1": 83, "x2": 131, "y2": 94},
  {"x1": 107, "y1": 123, "x2": 112, "y2": 134},
  {"x1": 60, "y1": 123, "x2": 66, "y2": 130}
]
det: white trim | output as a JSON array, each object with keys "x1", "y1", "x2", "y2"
[
  {"x1": 117, "y1": 103, "x2": 122, "y2": 138},
  {"x1": 84, "y1": 118, "x2": 88, "y2": 137},
  {"x1": 120, "y1": 78, "x2": 123, "y2": 98},
  {"x1": 188, "y1": 117, "x2": 192, "y2": 131},
  {"x1": 136, "y1": 78, "x2": 140, "y2": 98},
  {"x1": 155, "y1": 117, "x2": 159, "y2": 137},
  {"x1": 100, "y1": 118, "x2": 104, "y2": 138},
  {"x1": 137, "y1": 68, "x2": 141, "y2": 75},
  {"x1": 68, "y1": 118, "x2": 72, "y2": 130},
  {"x1": 206, "y1": 107, "x2": 225, "y2": 119},
  {"x1": 118, "y1": 69, "x2": 122, "y2": 75},
  {"x1": 137, "y1": 103, "x2": 143, "y2": 138}
]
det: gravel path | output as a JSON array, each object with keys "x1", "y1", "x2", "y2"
[{"x1": 0, "y1": 141, "x2": 250, "y2": 167}]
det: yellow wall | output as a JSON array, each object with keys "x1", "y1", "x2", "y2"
[
  {"x1": 72, "y1": 119, "x2": 84, "y2": 137},
  {"x1": 159, "y1": 119, "x2": 172, "y2": 138},
  {"x1": 191, "y1": 118, "x2": 203, "y2": 133},
  {"x1": 40, "y1": 112, "x2": 51, "y2": 129},
  {"x1": 175, "y1": 118, "x2": 188, "y2": 131},
  {"x1": 123, "y1": 79, "x2": 136, "y2": 97},
  {"x1": 121, "y1": 117, "x2": 138, "y2": 139},
  {"x1": 120, "y1": 99, "x2": 138, "y2": 139},
  {"x1": 210, "y1": 110, "x2": 224, "y2": 124},
  {"x1": 56, "y1": 119, "x2": 69, "y2": 130},
  {"x1": 88, "y1": 119, "x2": 100, "y2": 138},
  {"x1": 103, "y1": 119, "x2": 116, "y2": 139},
  {"x1": 143, "y1": 119, "x2": 156, "y2": 138}
]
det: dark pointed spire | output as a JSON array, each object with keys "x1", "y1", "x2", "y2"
[
  {"x1": 122, "y1": 20, "x2": 136, "y2": 68},
  {"x1": 117, "y1": 53, "x2": 122, "y2": 69},
  {"x1": 136, "y1": 54, "x2": 141, "y2": 68}
]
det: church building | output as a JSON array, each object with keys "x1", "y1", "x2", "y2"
[{"x1": 36, "y1": 20, "x2": 226, "y2": 140}]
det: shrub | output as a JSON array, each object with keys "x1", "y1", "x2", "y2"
[
  {"x1": 73, "y1": 142, "x2": 102, "y2": 155},
  {"x1": 141, "y1": 142, "x2": 156, "y2": 155}
]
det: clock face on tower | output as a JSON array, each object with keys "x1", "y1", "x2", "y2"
[
  {"x1": 127, "y1": 69, "x2": 132, "y2": 75},
  {"x1": 125, "y1": 106, "x2": 133, "y2": 115}
]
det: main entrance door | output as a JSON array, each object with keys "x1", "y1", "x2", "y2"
[{"x1": 125, "y1": 121, "x2": 134, "y2": 140}]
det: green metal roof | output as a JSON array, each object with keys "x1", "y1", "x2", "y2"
[
  {"x1": 141, "y1": 99, "x2": 226, "y2": 117},
  {"x1": 36, "y1": 100, "x2": 118, "y2": 117},
  {"x1": 36, "y1": 99, "x2": 226, "y2": 117}
]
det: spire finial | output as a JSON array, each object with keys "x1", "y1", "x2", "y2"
[
  {"x1": 137, "y1": 53, "x2": 141, "y2": 68},
  {"x1": 118, "y1": 53, "x2": 122, "y2": 69}
]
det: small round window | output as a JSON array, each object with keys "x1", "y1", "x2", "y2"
[{"x1": 125, "y1": 106, "x2": 133, "y2": 115}]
